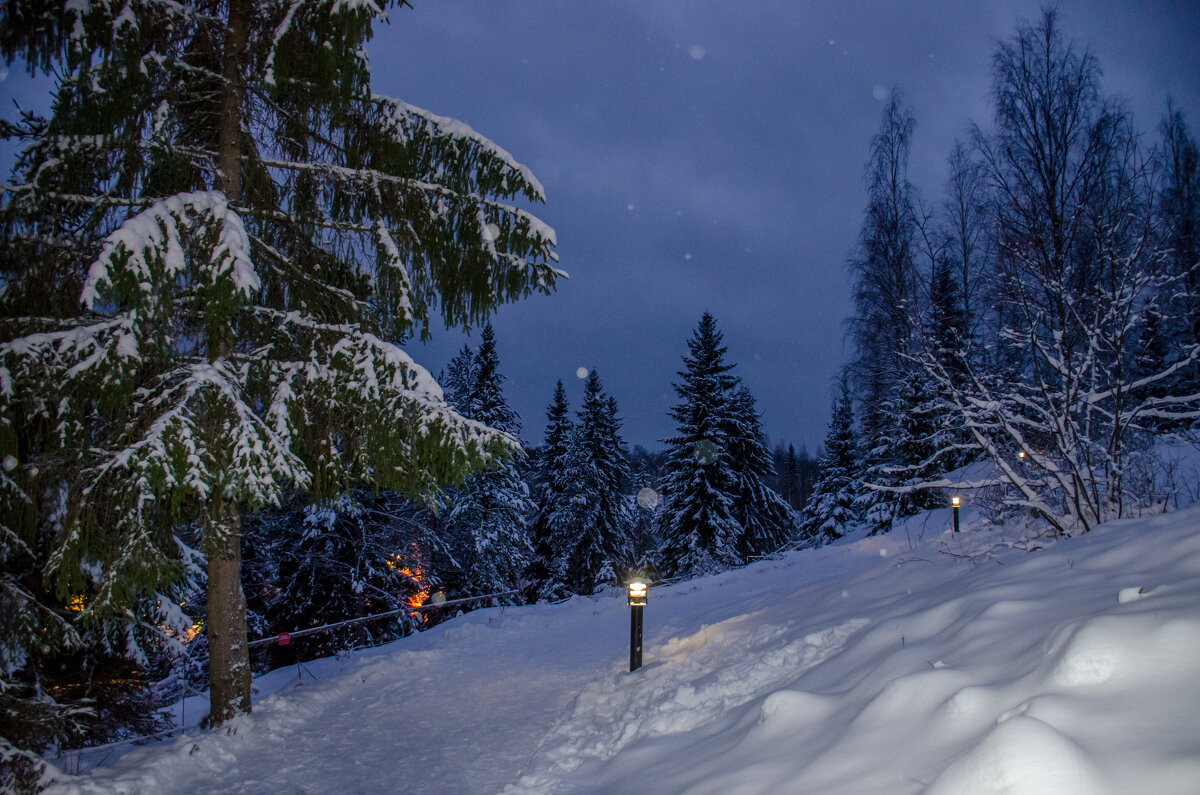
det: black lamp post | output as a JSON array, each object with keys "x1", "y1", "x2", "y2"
[
  {"x1": 627, "y1": 578, "x2": 648, "y2": 672},
  {"x1": 952, "y1": 495, "x2": 961, "y2": 533}
]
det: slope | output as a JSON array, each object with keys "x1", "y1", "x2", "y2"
[{"x1": 50, "y1": 506, "x2": 1200, "y2": 794}]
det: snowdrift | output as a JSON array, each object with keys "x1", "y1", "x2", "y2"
[{"x1": 51, "y1": 507, "x2": 1200, "y2": 794}]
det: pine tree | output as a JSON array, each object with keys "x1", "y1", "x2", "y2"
[
  {"x1": 803, "y1": 377, "x2": 861, "y2": 541},
  {"x1": 445, "y1": 325, "x2": 532, "y2": 600},
  {"x1": 0, "y1": 0, "x2": 560, "y2": 744},
  {"x1": 560, "y1": 372, "x2": 632, "y2": 595},
  {"x1": 727, "y1": 387, "x2": 797, "y2": 557},
  {"x1": 658, "y1": 314, "x2": 743, "y2": 577},
  {"x1": 525, "y1": 381, "x2": 574, "y2": 601}
]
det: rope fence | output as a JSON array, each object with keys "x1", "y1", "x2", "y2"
[
  {"x1": 246, "y1": 588, "x2": 524, "y2": 648},
  {"x1": 49, "y1": 586, "x2": 526, "y2": 775}
]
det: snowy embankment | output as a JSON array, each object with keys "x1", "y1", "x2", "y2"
[{"x1": 52, "y1": 507, "x2": 1200, "y2": 794}]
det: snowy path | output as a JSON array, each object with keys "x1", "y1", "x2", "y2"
[
  {"x1": 56, "y1": 541, "x2": 873, "y2": 794},
  {"x1": 61, "y1": 599, "x2": 637, "y2": 793},
  {"x1": 51, "y1": 506, "x2": 1200, "y2": 794}
]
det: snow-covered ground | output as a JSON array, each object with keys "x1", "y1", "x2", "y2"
[{"x1": 49, "y1": 505, "x2": 1200, "y2": 794}]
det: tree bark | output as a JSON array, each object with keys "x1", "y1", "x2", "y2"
[
  {"x1": 208, "y1": 0, "x2": 252, "y2": 727},
  {"x1": 207, "y1": 509, "x2": 252, "y2": 724}
]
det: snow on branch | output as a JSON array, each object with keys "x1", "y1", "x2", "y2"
[
  {"x1": 81, "y1": 191, "x2": 259, "y2": 311},
  {"x1": 374, "y1": 94, "x2": 547, "y2": 202}
]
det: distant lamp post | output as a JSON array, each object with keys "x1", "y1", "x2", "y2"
[
  {"x1": 1018, "y1": 450, "x2": 1026, "y2": 461},
  {"x1": 951, "y1": 495, "x2": 961, "y2": 533},
  {"x1": 627, "y1": 578, "x2": 648, "y2": 672}
]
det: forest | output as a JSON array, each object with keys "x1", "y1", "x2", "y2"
[{"x1": 0, "y1": 3, "x2": 1196, "y2": 791}]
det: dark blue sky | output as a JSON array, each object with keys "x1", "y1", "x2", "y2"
[
  {"x1": 370, "y1": 0, "x2": 1200, "y2": 452},
  {"x1": 4, "y1": 2, "x2": 1198, "y2": 453}
]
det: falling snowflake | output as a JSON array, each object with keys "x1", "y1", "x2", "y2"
[
  {"x1": 636, "y1": 487, "x2": 660, "y2": 510},
  {"x1": 576, "y1": 367, "x2": 589, "y2": 379}
]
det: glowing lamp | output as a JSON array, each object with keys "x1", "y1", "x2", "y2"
[
  {"x1": 951, "y1": 495, "x2": 961, "y2": 533},
  {"x1": 627, "y1": 577, "x2": 649, "y2": 672},
  {"x1": 951, "y1": 496, "x2": 960, "y2": 507}
]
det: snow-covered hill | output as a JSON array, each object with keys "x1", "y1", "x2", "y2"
[{"x1": 51, "y1": 507, "x2": 1200, "y2": 794}]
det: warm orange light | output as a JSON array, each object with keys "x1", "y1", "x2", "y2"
[
  {"x1": 951, "y1": 496, "x2": 961, "y2": 507},
  {"x1": 66, "y1": 595, "x2": 85, "y2": 612},
  {"x1": 387, "y1": 543, "x2": 431, "y2": 619}
]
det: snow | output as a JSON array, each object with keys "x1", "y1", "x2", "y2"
[
  {"x1": 81, "y1": 191, "x2": 259, "y2": 310},
  {"x1": 47, "y1": 507, "x2": 1200, "y2": 794}
]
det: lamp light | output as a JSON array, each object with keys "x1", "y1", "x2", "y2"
[{"x1": 627, "y1": 578, "x2": 649, "y2": 671}]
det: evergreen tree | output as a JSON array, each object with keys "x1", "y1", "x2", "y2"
[
  {"x1": 857, "y1": 368, "x2": 944, "y2": 532},
  {"x1": 658, "y1": 314, "x2": 743, "y2": 577},
  {"x1": 727, "y1": 387, "x2": 797, "y2": 557},
  {"x1": 441, "y1": 345, "x2": 478, "y2": 416},
  {"x1": 629, "y1": 458, "x2": 662, "y2": 570},
  {"x1": 929, "y1": 256, "x2": 969, "y2": 375},
  {"x1": 1132, "y1": 307, "x2": 1173, "y2": 434},
  {"x1": 560, "y1": 372, "x2": 633, "y2": 595},
  {"x1": 243, "y1": 491, "x2": 439, "y2": 665},
  {"x1": 445, "y1": 325, "x2": 532, "y2": 600},
  {"x1": 525, "y1": 381, "x2": 574, "y2": 601},
  {"x1": 774, "y1": 442, "x2": 813, "y2": 511},
  {"x1": 803, "y1": 377, "x2": 861, "y2": 541},
  {"x1": 0, "y1": 0, "x2": 560, "y2": 747}
]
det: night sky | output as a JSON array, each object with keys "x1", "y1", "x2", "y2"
[
  {"x1": 3, "y1": 2, "x2": 1199, "y2": 452},
  {"x1": 371, "y1": 0, "x2": 1200, "y2": 453}
]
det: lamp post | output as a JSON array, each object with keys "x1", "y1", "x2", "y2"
[
  {"x1": 951, "y1": 495, "x2": 960, "y2": 533},
  {"x1": 627, "y1": 578, "x2": 648, "y2": 672}
]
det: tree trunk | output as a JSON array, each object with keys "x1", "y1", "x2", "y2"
[
  {"x1": 207, "y1": 509, "x2": 252, "y2": 724},
  {"x1": 207, "y1": 0, "x2": 251, "y2": 727}
]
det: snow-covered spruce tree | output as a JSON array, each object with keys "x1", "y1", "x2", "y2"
[
  {"x1": 856, "y1": 367, "x2": 945, "y2": 532},
  {"x1": 657, "y1": 313, "x2": 743, "y2": 578},
  {"x1": 525, "y1": 380, "x2": 574, "y2": 601},
  {"x1": 445, "y1": 325, "x2": 533, "y2": 600},
  {"x1": 802, "y1": 376, "x2": 861, "y2": 542},
  {"x1": 0, "y1": 0, "x2": 560, "y2": 736},
  {"x1": 242, "y1": 490, "x2": 439, "y2": 666},
  {"x1": 919, "y1": 10, "x2": 1199, "y2": 533},
  {"x1": 560, "y1": 371, "x2": 633, "y2": 595},
  {"x1": 629, "y1": 458, "x2": 662, "y2": 571},
  {"x1": 726, "y1": 386, "x2": 797, "y2": 558},
  {"x1": 440, "y1": 344, "x2": 478, "y2": 417}
]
